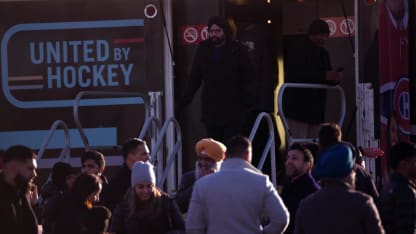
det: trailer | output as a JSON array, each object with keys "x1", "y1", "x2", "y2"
[{"x1": 0, "y1": 0, "x2": 412, "y2": 191}]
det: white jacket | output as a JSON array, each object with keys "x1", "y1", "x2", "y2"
[{"x1": 186, "y1": 158, "x2": 289, "y2": 234}]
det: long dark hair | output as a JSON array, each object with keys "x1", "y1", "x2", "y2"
[{"x1": 71, "y1": 173, "x2": 101, "y2": 206}]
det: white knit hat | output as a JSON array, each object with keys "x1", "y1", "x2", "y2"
[{"x1": 131, "y1": 161, "x2": 156, "y2": 187}]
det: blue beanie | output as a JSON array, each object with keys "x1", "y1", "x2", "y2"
[{"x1": 313, "y1": 143, "x2": 354, "y2": 179}]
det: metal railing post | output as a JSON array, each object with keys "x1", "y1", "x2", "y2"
[
  {"x1": 277, "y1": 83, "x2": 346, "y2": 146},
  {"x1": 249, "y1": 112, "x2": 277, "y2": 187},
  {"x1": 37, "y1": 120, "x2": 71, "y2": 167},
  {"x1": 151, "y1": 117, "x2": 182, "y2": 195}
]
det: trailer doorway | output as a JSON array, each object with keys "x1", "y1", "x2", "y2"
[{"x1": 223, "y1": 0, "x2": 283, "y2": 179}]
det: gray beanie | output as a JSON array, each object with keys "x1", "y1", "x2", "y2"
[{"x1": 131, "y1": 161, "x2": 156, "y2": 187}]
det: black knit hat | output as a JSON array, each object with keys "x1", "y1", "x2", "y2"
[
  {"x1": 207, "y1": 16, "x2": 231, "y2": 40},
  {"x1": 308, "y1": 19, "x2": 330, "y2": 35},
  {"x1": 51, "y1": 162, "x2": 76, "y2": 190}
]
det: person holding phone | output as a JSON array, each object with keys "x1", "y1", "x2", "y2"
[{"x1": 284, "y1": 19, "x2": 342, "y2": 139}]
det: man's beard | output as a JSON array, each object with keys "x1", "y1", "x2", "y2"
[
  {"x1": 14, "y1": 174, "x2": 31, "y2": 194},
  {"x1": 210, "y1": 36, "x2": 225, "y2": 46},
  {"x1": 285, "y1": 167, "x2": 301, "y2": 179}
]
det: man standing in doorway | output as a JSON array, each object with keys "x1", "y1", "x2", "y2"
[
  {"x1": 284, "y1": 19, "x2": 341, "y2": 138},
  {"x1": 181, "y1": 16, "x2": 256, "y2": 142}
]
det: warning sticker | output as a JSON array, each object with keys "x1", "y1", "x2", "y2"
[
  {"x1": 322, "y1": 16, "x2": 355, "y2": 38},
  {"x1": 180, "y1": 24, "x2": 208, "y2": 45},
  {"x1": 183, "y1": 27, "x2": 198, "y2": 44}
]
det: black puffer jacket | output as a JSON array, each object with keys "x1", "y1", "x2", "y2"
[
  {"x1": 377, "y1": 173, "x2": 416, "y2": 234},
  {"x1": 183, "y1": 39, "x2": 256, "y2": 126}
]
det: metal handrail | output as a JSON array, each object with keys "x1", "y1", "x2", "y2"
[
  {"x1": 37, "y1": 120, "x2": 71, "y2": 162},
  {"x1": 138, "y1": 116, "x2": 162, "y2": 139},
  {"x1": 249, "y1": 112, "x2": 277, "y2": 187},
  {"x1": 277, "y1": 83, "x2": 346, "y2": 146},
  {"x1": 73, "y1": 91, "x2": 148, "y2": 151},
  {"x1": 150, "y1": 117, "x2": 183, "y2": 191}
]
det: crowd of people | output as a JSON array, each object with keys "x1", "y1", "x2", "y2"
[{"x1": 0, "y1": 126, "x2": 415, "y2": 234}]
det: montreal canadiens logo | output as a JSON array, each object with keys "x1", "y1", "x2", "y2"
[{"x1": 393, "y1": 77, "x2": 410, "y2": 134}]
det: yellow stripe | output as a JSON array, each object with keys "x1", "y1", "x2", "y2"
[{"x1": 8, "y1": 76, "x2": 43, "y2": 81}]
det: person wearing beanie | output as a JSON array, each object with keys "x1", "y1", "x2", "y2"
[
  {"x1": 109, "y1": 161, "x2": 185, "y2": 234},
  {"x1": 187, "y1": 136, "x2": 289, "y2": 234},
  {"x1": 283, "y1": 18, "x2": 342, "y2": 139},
  {"x1": 130, "y1": 161, "x2": 156, "y2": 188},
  {"x1": 40, "y1": 162, "x2": 79, "y2": 234},
  {"x1": 294, "y1": 143, "x2": 385, "y2": 234},
  {"x1": 181, "y1": 15, "x2": 256, "y2": 142},
  {"x1": 101, "y1": 138, "x2": 151, "y2": 212},
  {"x1": 176, "y1": 138, "x2": 226, "y2": 213}
]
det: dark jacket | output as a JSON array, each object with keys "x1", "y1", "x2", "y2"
[
  {"x1": 41, "y1": 189, "x2": 65, "y2": 234},
  {"x1": 294, "y1": 180, "x2": 385, "y2": 234},
  {"x1": 183, "y1": 39, "x2": 256, "y2": 126},
  {"x1": 377, "y1": 173, "x2": 416, "y2": 234},
  {"x1": 281, "y1": 172, "x2": 320, "y2": 234},
  {"x1": 354, "y1": 164, "x2": 379, "y2": 200},
  {"x1": 109, "y1": 188, "x2": 185, "y2": 234},
  {"x1": 175, "y1": 170, "x2": 196, "y2": 213},
  {"x1": 0, "y1": 172, "x2": 38, "y2": 234},
  {"x1": 51, "y1": 193, "x2": 91, "y2": 234},
  {"x1": 284, "y1": 36, "x2": 332, "y2": 124},
  {"x1": 101, "y1": 164, "x2": 131, "y2": 212}
]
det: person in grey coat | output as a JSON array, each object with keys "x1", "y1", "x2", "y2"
[{"x1": 186, "y1": 136, "x2": 289, "y2": 234}]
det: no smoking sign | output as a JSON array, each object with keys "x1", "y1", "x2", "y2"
[
  {"x1": 180, "y1": 24, "x2": 208, "y2": 45},
  {"x1": 183, "y1": 27, "x2": 198, "y2": 44}
]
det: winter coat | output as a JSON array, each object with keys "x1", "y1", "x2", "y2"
[
  {"x1": 281, "y1": 172, "x2": 320, "y2": 234},
  {"x1": 183, "y1": 39, "x2": 256, "y2": 126},
  {"x1": 294, "y1": 180, "x2": 385, "y2": 234},
  {"x1": 101, "y1": 163, "x2": 131, "y2": 212},
  {"x1": 186, "y1": 158, "x2": 289, "y2": 234},
  {"x1": 109, "y1": 188, "x2": 184, "y2": 234},
  {"x1": 283, "y1": 36, "x2": 331, "y2": 124},
  {"x1": 175, "y1": 170, "x2": 196, "y2": 213},
  {"x1": 378, "y1": 173, "x2": 416, "y2": 234},
  {"x1": 50, "y1": 193, "x2": 90, "y2": 234},
  {"x1": 0, "y1": 172, "x2": 38, "y2": 234}
]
